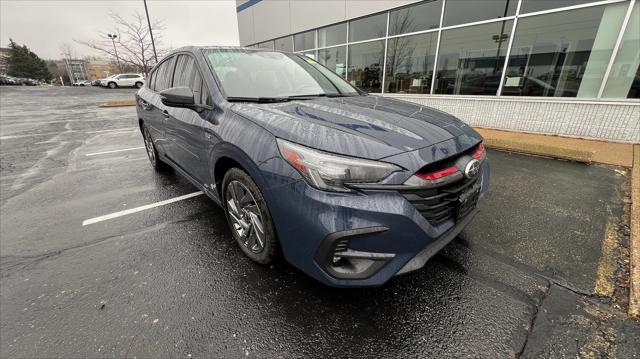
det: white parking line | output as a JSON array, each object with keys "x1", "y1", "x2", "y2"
[
  {"x1": 86, "y1": 146, "x2": 145, "y2": 157},
  {"x1": 0, "y1": 127, "x2": 137, "y2": 140},
  {"x1": 85, "y1": 127, "x2": 137, "y2": 134},
  {"x1": 82, "y1": 191, "x2": 204, "y2": 226}
]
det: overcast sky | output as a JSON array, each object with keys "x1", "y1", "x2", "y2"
[{"x1": 0, "y1": 0, "x2": 240, "y2": 60}]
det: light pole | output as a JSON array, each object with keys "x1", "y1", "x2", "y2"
[
  {"x1": 107, "y1": 34, "x2": 122, "y2": 72},
  {"x1": 143, "y1": 0, "x2": 158, "y2": 63}
]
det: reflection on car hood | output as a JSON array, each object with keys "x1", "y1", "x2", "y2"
[{"x1": 230, "y1": 95, "x2": 482, "y2": 160}]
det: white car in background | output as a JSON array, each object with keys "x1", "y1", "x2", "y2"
[{"x1": 101, "y1": 73, "x2": 145, "y2": 89}]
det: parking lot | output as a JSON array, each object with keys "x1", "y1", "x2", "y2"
[{"x1": 1, "y1": 86, "x2": 638, "y2": 358}]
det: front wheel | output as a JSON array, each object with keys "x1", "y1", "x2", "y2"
[
  {"x1": 223, "y1": 168, "x2": 279, "y2": 264},
  {"x1": 135, "y1": 82, "x2": 143, "y2": 89},
  {"x1": 108, "y1": 82, "x2": 117, "y2": 89},
  {"x1": 142, "y1": 124, "x2": 169, "y2": 171}
]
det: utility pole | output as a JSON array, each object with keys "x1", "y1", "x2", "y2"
[
  {"x1": 107, "y1": 34, "x2": 122, "y2": 72},
  {"x1": 143, "y1": 0, "x2": 158, "y2": 63}
]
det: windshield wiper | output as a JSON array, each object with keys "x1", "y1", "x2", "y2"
[
  {"x1": 226, "y1": 96, "x2": 290, "y2": 103},
  {"x1": 285, "y1": 93, "x2": 351, "y2": 99},
  {"x1": 227, "y1": 93, "x2": 355, "y2": 103}
]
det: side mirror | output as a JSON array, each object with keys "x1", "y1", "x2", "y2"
[{"x1": 160, "y1": 87, "x2": 196, "y2": 109}]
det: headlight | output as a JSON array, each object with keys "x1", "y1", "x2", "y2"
[{"x1": 277, "y1": 138, "x2": 401, "y2": 192}]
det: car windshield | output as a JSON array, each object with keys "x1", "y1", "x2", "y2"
[{"x1": 204, "y1": 49, "x2": 360, "y2": 100}]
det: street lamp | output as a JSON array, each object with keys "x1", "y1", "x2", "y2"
[
  {"x1": 107, "y1": 33, "x2": 122, "y2": 72},
  {"x1": 143, "y1": 0, "x2": 158, "y2": 63}
]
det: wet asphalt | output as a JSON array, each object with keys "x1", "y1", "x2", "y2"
[{"x1": 0, "y1": 86, "x2": 638, "y2": 358}]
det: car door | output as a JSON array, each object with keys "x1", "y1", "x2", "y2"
[
  {"x1": 124, "y1": 74, "x2": 137, "y2": 87},
  {"x1": 144, "y1": 56, "x2": 177, "y2": 157},
  {"x1": 115, "y1": 75, "x2": 126, "y2": 86},
  {"x1": 164, "y1": 53, "x2": 218, "y2": 184}
]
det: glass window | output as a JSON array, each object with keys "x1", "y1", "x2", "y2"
[
  {"x1": 444, "y1": 0, "x2": 516, "y2": 26},
  {"x1": 154, "y1": 56, "x2": 176, "y2": 92},
  {"x1": 385, "y1": 32, "x2": 438, "y2": 94},
  {"x1": 147, "y1": 70, "x2": 155, "y2": 90},
  {"x1": 172, "y1": 54, "x2": 209, "y2": 105},
  {"x1": 318, "y1": 46, "x2": 346, "y2": 78},
  {"x1": 521, "y1": 0, "x2": 602, "y2": 14},
  {"x1": 347, "y1": 40, "x2": 385, "y2": 93},
  {"x1": 349, "y1": 13, "x2": 387, "y2": 42},
  {"x1": 389, "y1": 0, "x2": 442, "y2": 36},
  {"x1": 205, "y1": 50, "x2": 359, "y2": 98},
  {"x1": 318, "y1": 23, "x2": 347, "y2": 47},
  {"x1": 434, "y1": 20, "x2": 513, "y2": 95},
  {"x1": 502, "y1": 4, "x2": 628, "y2": 98},
  {"x1": 257, "y1": 41, "x2": 274, "y2": 49},
  {"x1": 274, "y1": 36, "x2": 293, "y2": 52},
  {"x1": 294, "y1": 30, "x2": 316, "y2": 51},
  {"x1": 602, "y1": 3, "x2": 640, "y2": 98}
]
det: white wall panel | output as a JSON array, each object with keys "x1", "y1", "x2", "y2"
[
  {"x1": 252, "y1": 0, "x2": 291, "y2": 43},
  {"x1": 237, "y1": 7, "x2": 255, "y2": 46},
  {"x1": 290, "y1": 0, "x2": 346, "y2": 33},
  {"x1": 345, "y1": 0, "x2": 420, "y2": 19}
]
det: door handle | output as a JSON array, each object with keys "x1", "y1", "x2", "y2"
[
  {"x1": 204, "y1": 128, "x2": 216, "y2": 140},
  {"x1": 162, "y1": 110, "x2": 170, "y2": 118},
  {"x1": 139, "y1": 99, "x2": 151, "y2": 110}
]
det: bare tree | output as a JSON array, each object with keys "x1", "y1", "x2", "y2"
[
  {"x1": 77, "y1": 11, "x2": 166, "y2": 76},
  {"x1": 386, "y1": 10, "x2": 416, "y2": 91},
  {"x1": 59, "y1": 43, "x2": 75, "y2": 61}
]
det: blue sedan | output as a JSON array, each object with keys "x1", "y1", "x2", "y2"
[{"x1": 135, "y1": 46, "x2": 489, "y2": 287}]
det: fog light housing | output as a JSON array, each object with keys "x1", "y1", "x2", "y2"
[{"x1": 315, "y1": 227, "x2": 395, "y2": 280}]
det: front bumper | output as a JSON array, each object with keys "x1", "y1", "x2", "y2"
[{"x1": 265, "y1": 159, "x2": 490, "y2": 287}]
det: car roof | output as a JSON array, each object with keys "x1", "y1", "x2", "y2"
[{"x1": 168, "y1": 45, "x2": 294, "y2": 56}]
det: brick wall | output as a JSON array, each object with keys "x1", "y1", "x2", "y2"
[{"x1": 385, "y1": 95, "x2": 640, "y2": 144}]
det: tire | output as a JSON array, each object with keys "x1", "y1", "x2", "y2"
[
  {"x1": 222, "y1": 168, "x2": 279, "y2": 264},
  {"x1": 141, "y1": 124, "x2": 169, "y2": 171},
  {"x1": 108, "y1": 82, "x2": 117, "y2": 89},
  {"x1": 135, "y1": 82, "x2": 143, "y2": 89}
]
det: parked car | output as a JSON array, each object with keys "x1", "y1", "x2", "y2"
[
  {"x1": 91, "y1": 79, "x2": 102, "y2": 86},
  {"x1": 136, "y1": 47, "x2": 489, "y2": 287},
  {"x1": 5, "y1": 76, "x2": 20, "y2": 85},
  {"x1": 17, "y1": 78, "x2": 38, "y2": 86},
  {"x1": 102, "y1": 73, "x2": 145, "y2": 89},
  {"x1": 72, "y1": 80, "x2": 92, "y2": 86}
]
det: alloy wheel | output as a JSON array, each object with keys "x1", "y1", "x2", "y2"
[
  {"x1": 143, "y1": 127, "x2": 156, "y2": 166},
  {"x1": 226, "y1": 180, "x2": 265, "y2": 254}
]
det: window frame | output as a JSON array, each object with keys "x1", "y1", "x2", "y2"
[{"x1": 169, "y1": 51, "x2": 214, "y2": 109}]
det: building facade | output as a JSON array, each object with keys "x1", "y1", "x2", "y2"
[
  {"x1": 237, "y1": 0, "x2": 640, "y2": 143},
  {"x1": 64, "y1": 59, "x2": 88, "y2": 83},
  {"x1": 85, "y1": 60, "x2": 117, "y2": 81}
]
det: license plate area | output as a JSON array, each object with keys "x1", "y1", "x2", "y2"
[{"x1": 456, "y1": 182, "x2": 481, "y2": 219}]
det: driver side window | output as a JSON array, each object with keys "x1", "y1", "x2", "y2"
[{"x1": 172, "y1": 54, "x2": 212, "y2": 106}]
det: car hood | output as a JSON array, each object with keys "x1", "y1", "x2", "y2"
[{"x1": 230, "y1": 95, "x2": 482, "y2": 160}]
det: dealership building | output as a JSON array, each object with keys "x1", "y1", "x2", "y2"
[{"x1": 236, "y1": 0, "x2": 639, "y2": 143}]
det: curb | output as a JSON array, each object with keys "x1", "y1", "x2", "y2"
[
  {"x1": 476, "y1": 128, "x2": 634, "y2": 167},
  {"x1": 99, "y1": 99, "x2": 136, "y2": 108},
  {"x1": 630, "y1": 144, "x2": 640, "y2": 319}
]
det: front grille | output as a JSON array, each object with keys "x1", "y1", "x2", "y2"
[{"x1": 400, "y1": 174, "x2": 480, "y2": 226}]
